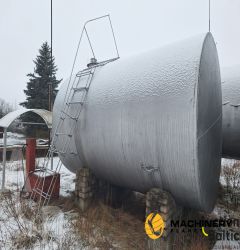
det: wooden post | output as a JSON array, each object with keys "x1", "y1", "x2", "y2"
[{"x1": 26, "y1": 138, "x2": 36, "y2": 175}]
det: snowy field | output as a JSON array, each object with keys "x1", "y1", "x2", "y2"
[
  {"x1": 0, "y1": 132, "x2": 75, "y2": 196},
  {"x1": 0, "y1": 156, "x2": 75, "y2": 197},
  {"x1": 0, "y1": 133, "x2": 126, "y2": 249},
  {"x1": 0, "y1": 132, "x2": 48, "y2": 147},
  {"x1": 0, "y1": 134, "x2": 83, "y2": 249},
  {"x1": 0, "y1": 155, "x2": 143, "y2": 249},
  {"x1": 0, "y1": 132, "x2": 239, "y2": 249},
  {"x1": 0, "y1": 156, "x2": 80, "y2": 249},
  {"x1": 0, "y1": 132, "x2": 26, "y2": 146}
]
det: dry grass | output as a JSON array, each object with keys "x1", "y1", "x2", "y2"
[
  {"x1": 169, "y1": 209, "x2": 215, "y2": 250},
  {"x1": 0, "y1": 193, "x2": 76, "y2": 249},
  {"x1": 0, "y1": 191, "x2": 147, "y2": 249},
  {"x1": 220, "y1": 160, "x2": 240, "y2": 211},
  {"x1": 0, "y1": 192, "x2": 43, "y2": 249},
  {"x1": 187, "y1": 239, "x2": 210, "y2": 250},
  {"x1": 70, "y1": 201, "x2": 147, "y2": 250},
  {"x1": 2, "y1": 162, "x2": 240, "y2": 250},
  {"x1": 222, "y1": 161, "x2": 240, "y2": 191}
]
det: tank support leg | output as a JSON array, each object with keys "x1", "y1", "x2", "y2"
[
  {"x1": 146, "y1": 188, "x2": 182, "y2": 250},
  {"x1": 75, "y1": 168, "x2": 96, "y2": 211}
]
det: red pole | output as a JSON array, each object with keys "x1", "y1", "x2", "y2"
[{"x1": 26, "y1": 138, "x2": 36, "y2": 175}]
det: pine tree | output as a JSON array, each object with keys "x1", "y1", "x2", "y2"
[{"x1": 20, "y1": 42, "x2": 62, "y2": 110}]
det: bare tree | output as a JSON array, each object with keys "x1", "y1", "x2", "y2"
[{"x1": 0, "y1": 98, "x2": 13, "y2": 118}]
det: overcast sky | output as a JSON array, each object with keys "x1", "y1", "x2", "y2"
[{"x1": 0, "y1": 0, "x2": 240, "y2": 106}]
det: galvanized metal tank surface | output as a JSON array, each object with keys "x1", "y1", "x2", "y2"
[
  {"x1": 222, "y1": 66, "x2": 240, "y2": 159},
  {"x1": 53, "y1": 32, "x2": 222, "y2": 212}
]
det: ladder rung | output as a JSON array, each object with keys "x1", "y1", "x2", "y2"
[
  {"x1": 70, "y1": 152, "x2": 78, "y2": 155},
  {"x1": 45, "y1": 169, "x2": 58, "y2": 175},
  {"x1": 51, "y1": 148, "x2": 59, "y2": 154},
  {"x1": 34, "y1": 167, "x2": 47, "y2": 172},
  {"x1": 55, "y1": 133, "x2": 72, "y2": 137},
  {"x1": 50, "y1": 149, "x2": 57, "y2": 155},
  {"x1": 53, "y1": 148, "x2": 75, "y2": 156},
  {"x1": 82, "y1": 67, "x2": 93, "y2": 72},
  {"x1": 76, "y1": 71, "x2": 93, "y2": 77},
  {"x1": 58, "y1": 151, "x2": 66, "y2": 155},
  {"x1": 60, "y1": 110, "x2": 78, "y2": 121},
  {"x1": 72, "y1": 87, "x2": 89, "y2": 92},
  {"x1": 33, "y1": 168, "x2": 58, "y2": 176},
  {"x1": 66, "y1": 101, "x2": 84, "y2": 105},
  {"x1": 32, "y1": 188, "x2": 51, "y2": 199}
]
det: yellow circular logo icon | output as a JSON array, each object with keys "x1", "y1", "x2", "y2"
[{"x1": 145, "y1": 213, "x2": 165, "y2": 240}]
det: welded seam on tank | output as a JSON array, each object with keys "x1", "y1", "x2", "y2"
[
  {"x1": 197, "y1": 114, "x2": 222, "y2": 141},
  {"x1": 195, "y1": 32, "x2": 210, "y2": 209},
  {"x1": 120, "y1": 108, "x2": 131, "y2": 182}
]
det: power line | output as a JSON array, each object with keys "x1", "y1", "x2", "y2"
[
  {"x1": 51, "y1": 0, "x2": 53, "y2": 63},
  {"x1": 209, "y1": 0, "x2": 211, "y2": 32}
]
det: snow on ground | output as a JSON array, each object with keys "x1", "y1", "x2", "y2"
[
  {"x1": 0, "y1": 194, "x2": 84, "y2": 249},
  {"x1": 0, "y1": 156, "x2": 80, "y2": 249},
  {"x1": 222, "y1": 158, "x2": 236, "y2": 166},
  {"x1": 0, "y1": 132, "x2": 48, "y2": 147},
  {"x1": 220, "y1": 158, "x2": 239, "y2": 186},
  {"x1": 0, "y1": 156, "x2": 75, "y2": 196},
  {"x1": 0, "y1": 132, "x2": 75, "y2": 195},
  {"x1": 212, "y1": 158, "x2": 240, "y2": 249},
  {"x1": 213, "y1": 240, "x2": 240, "y2": 250},
  {"x1": 213, "y1": 158, "x2": 238, "y2": 218},
  {"x1": 0, "y1": 132, "x2": 84, "y2": 249},
  {"x1": 0, "y1": 132, "x2": 25, "y2": 146}
]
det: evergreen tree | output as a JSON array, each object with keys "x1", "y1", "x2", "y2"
[{"x1": 20, "y1": 42, "x2": 62, "y2": 110}]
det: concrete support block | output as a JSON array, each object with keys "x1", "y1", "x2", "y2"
[
  {"x1": 75, "y1": 186, "x2": 92, "y2": 194},
  {"x1": 146, "y1": 188, "x2": 182, "y2": 250},
  {"x1": 74, "y1": 168, "x2": 130, "y2": 211},
  {"x1": 75, "y1": 197, "x2": 92, "y2": 212},
  {"x1": 75, "y1": 168, "x2": 96, "y2": 211},
  {"x1": 77, "y1": 168, "x2": 92, "y2": 177},
  {"x1": 78, "y1": 191, "x2": 93, "y2": 199}
]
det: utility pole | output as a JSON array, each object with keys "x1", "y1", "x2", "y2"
[
  {"x1": 209, "y1": 0, "x2": 211, "y2": 32},
  {"x1": 48, "y1": 0, "x2": 53, "y2": 112}
]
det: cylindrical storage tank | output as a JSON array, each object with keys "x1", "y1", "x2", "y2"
[
  {"x1": 53, "y1": 32, "x2": 222, "y2": 212},
  {"x1": 222, "y1": 66, "x2": 240, "y2": 159}
]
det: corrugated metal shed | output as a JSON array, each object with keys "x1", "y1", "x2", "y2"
[{"x1": 0, "y1": 109, "x2": 52, "y2": 129}]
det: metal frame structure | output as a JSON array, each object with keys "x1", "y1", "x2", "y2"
[
  {"x1": 30, "y1": 15, "x2": 120, "y2": 208},
  {"x1": 0, "y1": 109, "x2": 52, "y2": 191},
  {"x1": 66, "y1": 14, "x2": 119, "y2": 100},
  {"x1": 1, "y1": 128, "x2": 7, "y2": 190}
]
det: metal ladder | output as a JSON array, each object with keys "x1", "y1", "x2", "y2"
[
  {"x1": 29, "y1": 15, "x2": 120, "y2": 208},
  {"x1": 30, "y1": 65, "x2": 96, "y2": 205}
]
